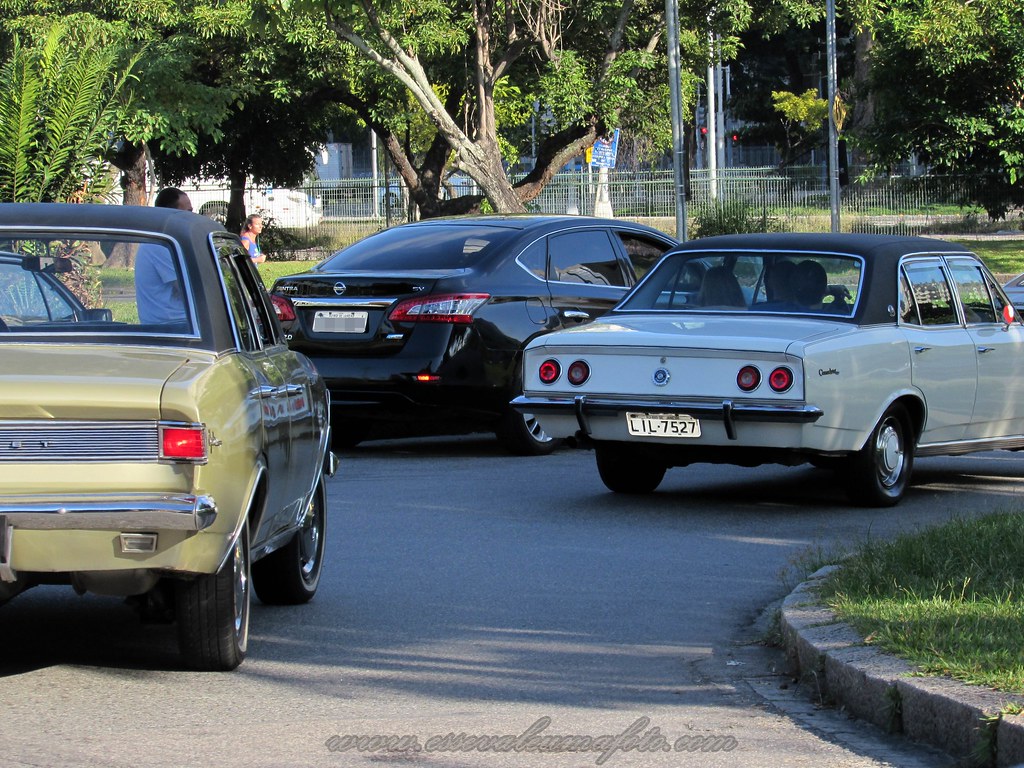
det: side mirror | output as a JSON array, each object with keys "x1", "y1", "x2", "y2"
[{"x1": 1002, "y1": 303, "x2": 1016, "y2": 329}]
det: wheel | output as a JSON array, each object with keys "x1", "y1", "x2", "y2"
[
  {"x1": 252, "y1": 477, "x2": 327, "y2": 605},
  {"x1": 496, "y1": 407, "x2": 561, "y2": 456},
  {"x1": 198, "y1": 201, "x2": 229, "y2": 225},
  {"x1": 843, "y1": 403, "x2": 914, "y2": 507},
  {"x1": 595, "y1": 444, "x2": 666, "y2": 494},
  {"x1": 176, "y1": 523, "x2": 250, "y2": 670}
]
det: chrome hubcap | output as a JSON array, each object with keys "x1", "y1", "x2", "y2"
[
  {"x1": 875, "y1": 419, "x2": 904, "y2": 489},
  {"x1": 524, "y1": 413, "x2": 552, "y2": 444},
  {"x1": 298, "y1": 501, "x2": 321, "y2": 582},
  {"x1": 232, "y1": 536, "x2": 249, "y2": 649}
]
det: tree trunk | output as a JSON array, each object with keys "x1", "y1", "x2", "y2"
[
  {"x1": 226, "y1": 170, "x2": 247, "y2": 234},
  {"x1": 105, "y1": 141, "x2": 149, "y2": 267}
]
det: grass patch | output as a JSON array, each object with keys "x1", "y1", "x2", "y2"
[
  {"x1": 818, "y1": 512, "x2": 1024, "y2": 694},
  {"x1": 254, "y1": 259, "x2": 319, "y2": 290},
  {"x1": 949, "y1": 239, "x2": 1024, "y2": 276}
]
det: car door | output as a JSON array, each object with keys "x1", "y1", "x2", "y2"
[
  {"x1": 216, "y1": 243, "x2": 309, "y2": 540},
  {"x1": 544, "y1": 227, "x2": 634, "y2": 329},
  {"x1": 899, "y1": 258, "x2": 978, "y2": 445},
  {"x1": 946, "y1": 257, "x2": 1024, "y2": 439}
]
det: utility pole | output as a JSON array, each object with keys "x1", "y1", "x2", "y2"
[
  {"x1": 826, "y1": 0, "x2": 840, "y2": 232},
  {"x1": 666, "y1": 0, "x2": 688, "y2": 240}
]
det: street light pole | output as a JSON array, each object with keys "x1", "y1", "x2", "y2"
[
  {"x1": 826, "y1": 0, "x2": 840, "y2": 232},
  {"x1": 666, "y1": 0, "x2": 688, "y2": 240}
]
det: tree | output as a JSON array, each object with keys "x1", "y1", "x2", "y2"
[
  {"x1": 149, "y1": 3, "x2": 357, "y2": 233},
  {"x1": 0, "y1": 17, "x2": 138, "y2": 203},
  {"x1": 771, "y1": 88, "x2": 828, "y2": 166},
  {"x1": 292, "y1": 0, "x2": 693, "y2": 215},
  {"x1": 850, "y1": 0, "x2": 1024, "y2": 215}
]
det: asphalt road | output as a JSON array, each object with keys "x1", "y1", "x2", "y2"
[{"x1": 2, "y1": 435, "x2": 1022, "y2": 767}]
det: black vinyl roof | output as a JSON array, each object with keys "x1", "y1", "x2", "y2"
[{"x1": 667, "y1": 232, "x2": 978, "y2": 326}]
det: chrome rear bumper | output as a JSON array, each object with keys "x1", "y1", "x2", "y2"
[{"x1": 0, "y1": 494, "x2": 217, "y2": 532}]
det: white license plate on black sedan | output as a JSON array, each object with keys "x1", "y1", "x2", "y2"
[
  {"x1": 626, "y1": 412, "x2": 701, "y2": 438},
  {"x1": 312, "y1": 310, "x2": 368, "y2": 333}
]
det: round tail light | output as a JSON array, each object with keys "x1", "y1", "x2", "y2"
[
  {"x1": 768, "y1": 366, "x2": 794, "y2": 392},
  {"x1": 538, "y1": 359, "x2": 561, "y2": 384},
  {"x1": 737, "y1": 365, "x2": 761, "y2": 392},
  {"x1": 567, "y1": 360, "x2": 591, "y2": 386}
]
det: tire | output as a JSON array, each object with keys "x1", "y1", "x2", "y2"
[
  {"x1": 176, "y1": 523, "x2": 250, "y2": 671},
  {"x1": 843, "y1": 403, "x2": 914, "y2": 507},
  {"x1": 496, "y1": 407, "x2": 562, "y2": 456},
  {"x1": 596, "y1": 444, "x2": 666, "y2": 494},
  {"x1": 252, "y1": 477, "x2": 327, "y2": 605}
]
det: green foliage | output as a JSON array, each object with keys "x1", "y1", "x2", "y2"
[
  {"x1": 693, "y1": 199, "x2": 787, "y2": 237},
  {"x1": 772, "y1": 89, "x2": 828, "y2": 125},
  {"x1": 857, "y1": 0, "x2": 1024, "y2": 216},
  {"x1": 0, "y1": 17, "x2": 138, "y2": 202}
]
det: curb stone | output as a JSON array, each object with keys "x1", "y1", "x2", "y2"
[{"x1": 780, "y1": 566, "x2": 1024, "y2": 767}]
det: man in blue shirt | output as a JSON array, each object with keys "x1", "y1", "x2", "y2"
[{"x1": 134, "y1": 188, "x2": 192, "y2": 326}]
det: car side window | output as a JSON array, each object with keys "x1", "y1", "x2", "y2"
[
  {"x1": 547, "y1": 230, "x2": 627, "y2": 286},
  {"x1": 216, "y1": 237, "x2": 282, "y2": 352},
  {"x1": 615, "y1": 232, "x2": 672, "y2": 280},
  {"x1": 0, "y1": 264, "x2": 56, "y2": 320},
  {"x1": 902, "y1": 260, "x2": 958, "y2": 326},
  {"x1": 516, "y1": 239, "x2": 546, "y2": 280},
  {"x1": 219, "y1": 256, "x2": 259, "y2": 352},
  {"x1": 899, "y1": 272, "x2": 920, "y2": 324},
  {"x1": 947, "y1": 258, "x2": 998, "y2": 325},
  {"x1": 35, "y1": 277, "x2": 76, "y2": 320}
]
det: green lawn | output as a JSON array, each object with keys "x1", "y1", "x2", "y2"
[
  {"x1": 949, "y1": 238, "x2": 1024, "y2": 277},
  {"x1": 816, "y1": 512, "x2": 1024, "y2": 694}
]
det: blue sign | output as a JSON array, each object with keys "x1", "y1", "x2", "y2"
[{"x1": 590, "y1": 129, "x2": 620, "y2": 169}]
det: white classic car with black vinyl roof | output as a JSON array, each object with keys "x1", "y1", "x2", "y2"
[{"x1": 512, "y1": 232, "x2": 1024, "y2": 506}]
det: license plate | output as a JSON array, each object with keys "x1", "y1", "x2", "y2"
[
  {"x1": 312, "y1": 310, "x2": 368, "y2": 333},
  {"x1": 626, "y1": 412, "x2": 701, "y2": 438}
]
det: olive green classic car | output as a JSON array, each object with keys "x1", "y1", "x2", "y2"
[{"x1": 0, "y1": 203, "x2": 334, "y2": 670}]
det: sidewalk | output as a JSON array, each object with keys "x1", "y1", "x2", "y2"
[{"x1": 780, "y1": 566, "x2": 1024, "y2": 767}]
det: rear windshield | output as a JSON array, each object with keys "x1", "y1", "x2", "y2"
[
  {"x1": 317, "y1": 225, "x2": 520, "y2": 271},
  {"x1": 618, "y1": 250, "x2": 863, "y2": 318},
  {"x1": 0, "y1": 234, "x2": 195, "y2": 337}
]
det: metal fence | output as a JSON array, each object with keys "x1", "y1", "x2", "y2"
[{"x1": 266, "y1": 168, "x2": 1016, "y2": 259}]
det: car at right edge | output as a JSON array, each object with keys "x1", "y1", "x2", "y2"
[{"x1": 512, "y1": 233, "x2": 1024, "y2": 506}]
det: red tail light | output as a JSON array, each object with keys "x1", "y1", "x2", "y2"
[
  {"x1": 737, "y1": 365, "x2": 761, "y2": 392},
  {"x1": 160, "y1": 425, "x2": 207, "y2": 461},
  {"x1": 389, "y1": 293, "x2": 489, "y2": 324},
  {"x1": 769, "y1": 366, "x2": 794, "y2": 393},
  {"x1": 270, "y1": 293, "x2": 296, "y2": 321},
  {"x1": 567, "y1": 360, "x2": 591, "y2": 386},
  {"x1": 538, "y1": 359, "x2": 561, "y2": 384}
]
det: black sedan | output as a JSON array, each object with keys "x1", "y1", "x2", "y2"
[{"x1": 270, "y1": 215, "x2": 677, "y2": 454}]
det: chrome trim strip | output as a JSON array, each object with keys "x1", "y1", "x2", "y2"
[
  {"x1": 916, "y1": 435, "x2": 1024, "y2": 457},
  {"x1": 0, "y1": 494, "x2": 217, "y2": 531},
  {"x1": 291, "y1": 297, "x2": 396, "y2": 308},
  {"x1": 512, "y1": 394, "x2": 823, "y2": 424}
]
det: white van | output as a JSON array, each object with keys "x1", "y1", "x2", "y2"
[{"x1": 180, "y1": 181, "x2": 323, "y2": 229}]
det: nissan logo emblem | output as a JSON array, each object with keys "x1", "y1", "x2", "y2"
[
  {"x1": 652, "y1": 368, "x2": 671, "y2": 386},
  {"x1": 333, "y1": 282, "x2": 347, "y2": 296}
]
